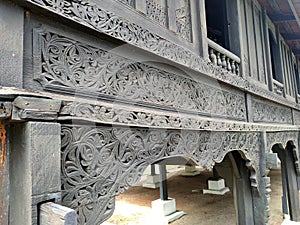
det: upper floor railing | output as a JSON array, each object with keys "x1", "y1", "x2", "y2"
[{"x1": 208, "y1": 38, "x2": 240, "y2": 76}]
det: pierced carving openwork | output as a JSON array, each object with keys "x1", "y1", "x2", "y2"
[
  {"x1": 61, "y1": 125, "x2": 261, "y2": 225},
  {"x1": 146, "y1": 0, "x2": 167, "y2": 26},
  {"x1": 175, "y1": 0, "x2": 192, "y2": 41},
  {"x1": 34, "y1": 29, "x2": 246, "y2": 120},
  {"x1": 253, "y1": 100, "x2": 292, "y2": 124},
  {"x1": 266, "y1": 131, "x2": 298, "y2": 152}
]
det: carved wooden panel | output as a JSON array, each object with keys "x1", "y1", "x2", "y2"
[
  {"x1": 146, "y1": 0, "x2": 167, "y2": 26},
  {"x1": 61, "y1": 124, "x2": 261, "y2": 225},
  {"x1": 174, "y1": 0, "x2": 192, "y2": 41},
  {"x1": 33, "y1": 28, "x2": 246, "y2": 120},
  {"x1": 252, "y1": 99, "x2": 292, "y2": 124}
]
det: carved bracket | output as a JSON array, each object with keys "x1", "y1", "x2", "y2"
[{"x1": 61, "y1": 125, "x2": 261, "y2": 225}]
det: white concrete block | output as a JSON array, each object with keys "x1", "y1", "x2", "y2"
[
  {"x1": 151, "y1": 198, "x2": 176, "y2": 216},
  {"x1": 143, "y1": 175, "x2": 160, "y2": 189},
  {"x1": 203, "y1": 187, "x2": 230, "y2": 195},
  {"x1": 208, "y1": 179, "x2": 226, "y2": 191},
  {"x1": 146, "y1": 174, "x2": 160, "y2": 183}
]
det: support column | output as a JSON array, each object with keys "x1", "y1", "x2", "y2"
[
  {"x1": 285, "y1": 144, "x2": 300, "y2": 221},
  {"x1": 273, "y1": 143, "x2": 300, "y2": 222},
  {"x1": 151, "y1": 164, "x2": 184, "y2": 223},
  {"x1": 9, "y1": 122, "x2": 61, "y2": 225},
  {"x1": 159, "y1": 164, "x2": 168, "y2": 200},
  {"x1": 0, "y1": 121, "x2": 8, "y2": 225}
]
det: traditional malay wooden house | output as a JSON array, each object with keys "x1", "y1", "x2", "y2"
[{"x1": 1, "y1": 0, "x2": 300, "y2": 224}]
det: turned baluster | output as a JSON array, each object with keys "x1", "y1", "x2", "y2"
[
  {"x1": 209, "y1": 48, "x2": 217, "y2": 65},
  {"x1": 226, "y1": 57, "x2": 231, "y2": 71},
  {"x1": 221, "y1": 54, "x2": 227, "y2": 68},
  {"x1": 217, "y1": 52, "x2": 222, "y2": 67},
  {"x1": 231, "y1": 60, "x2": 236, "y2": 74},
  {"x1": 236, "y1": 63, "x2": 240, "y2": 76}
]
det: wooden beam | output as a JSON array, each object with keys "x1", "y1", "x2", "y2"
[
  {"x1": 282, "y1": 33, "x2": 300, "y2": 40},
  {"x1": 269, "y1": 14, "x2": 295, "y2": 22},
  {"x1": 288, "y1": 0, "x2": 300, "y2": 28}
]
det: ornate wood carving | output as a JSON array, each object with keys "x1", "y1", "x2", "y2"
[
  {"x1": 266, "y1": 131, "x2": 298, "y2": 152},
  {"x1": 34, "y1": 29, "x2": 246, "y2": 120},
  {"x1": 61, "y1": 125, "x2": 261, "y2": 225},
  {"x1": 253, "y1": 99, "x2": 292, "y2": 124},
  {"x1": 175, "y1": 0, "x2": 192, "y2": 41},
  {"x1": 146, "y1": 0, "x2": 167, "y2": 26},
  {"x1": 25, "y1": 0, "x2": 300, "y2": 112}
]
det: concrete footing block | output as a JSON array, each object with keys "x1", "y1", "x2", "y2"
[
  {"x1": 151, "y1": 198, "x2": 185, "y2": 223},
  {"x1": 203, "y1": 178, "x2": 230, "y2": 195},
  {"x1": 282, "y1": 215, "x2": 300, "y2": 225},
  {"x1": 181, "y1": 165, "x2": 201, "y2": 177},
  {"x1": 143, "y1": 174, "x2": 160, "y2": 189}
]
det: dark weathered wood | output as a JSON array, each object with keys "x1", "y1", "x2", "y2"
[
  {"x1": 0, "y1": 121, "x2": 8, "y2": 225},
  {"x1": 159, "y1": 164, "x2": 168, "y2": 201}
]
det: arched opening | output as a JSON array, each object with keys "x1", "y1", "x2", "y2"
[
  {"x1": 106, "y1": 152, "x2": 254, "y2": 225},
  {"x1": 270, "y1": 142, "x2": 300, "y2": 223}
]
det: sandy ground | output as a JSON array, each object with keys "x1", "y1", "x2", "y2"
[{"x1": 106, "y1": 167, "x2": 296, "y2": 225}]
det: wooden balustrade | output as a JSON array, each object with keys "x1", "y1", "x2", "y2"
[
  {"x1": 272, "y1": 79, "x2": 284, "y2": 96},
  {"x1": 208, "y1": 38, "x2": 240, "y2": 75}
]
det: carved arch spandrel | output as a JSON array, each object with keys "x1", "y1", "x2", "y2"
[
  {"x1": 267, "y1": 131, "x2": 300, "y2": 176},
  {"x1": 61, "y1": 125, "x2": 261, "y2": 225}
]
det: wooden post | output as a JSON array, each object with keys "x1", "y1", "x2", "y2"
[
  {"x1": 40, "y1": 202, "x2": 77, "y2": 225},
  {"x1": 0, "y1": 121, "x2": 8, "y2": 225},
  {"x1": 159, "y1": 164, "x2": 168, "y2": 201},
  {"x1": 151, "y1": 164, "x2": 156, "y2": 176},
  {"x1": 281, "y1": 163, "x2": 289, "y2": 215}
]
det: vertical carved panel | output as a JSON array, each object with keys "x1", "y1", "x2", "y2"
[
  {"x1": 175, "y1": 0, "x2": 192, "y2": 41},
  {"x1": 117, "y1": 0, "x2": 135, "y2": 7},
  {"x1": 146, "y1": 0, "x2": 167, "y2": 26}
]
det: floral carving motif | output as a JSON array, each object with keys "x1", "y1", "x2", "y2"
[
  {"x1": 26, "y1": 0, "x2": 300, "y2": 110},
  {"x1": 266, "y1": 131, "x2": 298, "y2": 152},
  {"x1": 36, "y1": 30, "x2": 246, "y2": 120},
  {"x1": 146, "y1": 0, "x2": 167, "y2": 26},
  {"x1": 294, "y1": 110, "x2": 300, "y2": 125},
  {"x1": 175, "y1": 2, "x2": 192, "y2": 41},
  {"x1": 253, "y1": 100, "x2": 292, "y2": 124},
  {"x1": 61, "y1": 125, "x2": 260, "y2": 225}
]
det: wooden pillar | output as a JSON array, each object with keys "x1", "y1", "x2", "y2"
[
  {"x1": 159, "y1": 164, "x2": 168, "y2": 200},
  {"x1": 229, "y1": 153, "x2": 255, "y2": 225},
  {"x1": 285, "y1": 144, "x2": 300, "y2": 221},
  {"x1": 273, "y1": 144, "x2": 300, "y2": 221},
  {"x1": 9, "y1": 122, "x2": 61, "y2": 225},
  {"x1": 0, "y1": 121, "x2": 8, "y2": 225},
  {"x1": 281, "y1": 163, "x2": 289, "y2": 215}
]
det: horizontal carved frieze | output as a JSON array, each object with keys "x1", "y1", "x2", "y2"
[
  {"x1": 24, "y1": 0, "x2": 300, "y2": 112},
  {"x1": 61, "y1": 124, "x2": 261, "y2": 225},
  {"x1": 34, "y1": 29, "x2": 246, "y2": 120},
  {"x1": 253, "y1": 99, "x2": 292, "y2": 124}
]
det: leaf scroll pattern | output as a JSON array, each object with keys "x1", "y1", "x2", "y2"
[
  {"x1": 61, "y1": 125, "x2": 261, "y2": 225},
  {"x1": 37, "y1": 30, "x2": 246, "y2": 120}
]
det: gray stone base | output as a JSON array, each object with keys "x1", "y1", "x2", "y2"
[
  {"x1": 203, "y1": 178, "x2": 230, "y2": 195},
  {"x1": 181, "y1": 165, "x2": 201, "y2": 177},
  {"x1": 151, "y1": 198, "x2": 185, "y2": 223},
  {"x1": 282, "y1": 215, "x2": 300, "y2": 225},
  {"x1": 142, "y1": 174, "x2": 160, "y2": 189},
  {"x1": 203, "y1": 187, "x2": 230, "y2": 195}
]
